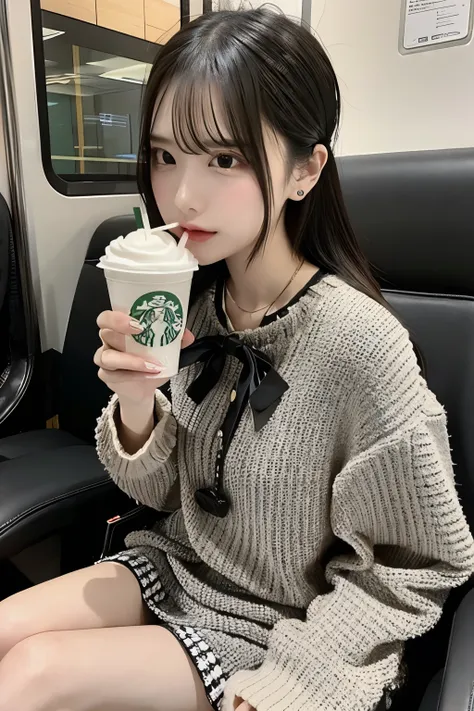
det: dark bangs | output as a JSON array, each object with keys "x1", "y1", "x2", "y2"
[{"x1": 138, "y1": 19, "x2": 275, "y2": 262}]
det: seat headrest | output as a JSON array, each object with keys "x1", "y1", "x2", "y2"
[
  {"x1": 337, "y1": 148, "x2": 474, "y2": 296},
  {"x1": 86, "y1": 215, "x2": 137, "y2": 263}
]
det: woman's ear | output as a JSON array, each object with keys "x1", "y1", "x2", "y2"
[{"x1": 290, "y1": 144, "x2": 328, "y2": 201}]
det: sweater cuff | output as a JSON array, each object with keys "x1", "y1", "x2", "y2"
[
  {"x1": 223, "y1": 665, "x2": 312, "y2": 711},
  {"x1": 95, "y1": 390, "x2": 177, "y2": 475}
]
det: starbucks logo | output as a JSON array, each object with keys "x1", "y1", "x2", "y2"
[{"x1": 130, "y1": 291, "x2": 183, "y2": 347}]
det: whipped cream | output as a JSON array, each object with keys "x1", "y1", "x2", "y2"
[{"x1": 98, "y1": 228, "x2": 198, "y2": 273}]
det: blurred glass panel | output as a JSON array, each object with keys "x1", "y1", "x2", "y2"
[{"x1": 42, "y1": 12, "x2": 152, "y2": 182}]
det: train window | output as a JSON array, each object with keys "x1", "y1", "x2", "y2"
[{"x1": 32, "y1": 9, "x2": 163, "y2": 196}]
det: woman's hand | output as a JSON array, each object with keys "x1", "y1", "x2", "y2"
[
  {"x1": 233, "y1": 698, "x2": 256, "y2": 711},
  {"x1": 94, "y1": 310, "x2": 194, "y2": 406}
]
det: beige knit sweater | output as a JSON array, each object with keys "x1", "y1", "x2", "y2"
[{"x1": 96, "y1": 274, "x2": 474, "y2": 711}]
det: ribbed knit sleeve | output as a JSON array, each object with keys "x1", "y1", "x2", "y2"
[
  {"x1": 222, "y1": 308, "x2": 474, "y2": 711},
  {"x1": 95, "y1": 390, "x2": 179, "y2": 512}
]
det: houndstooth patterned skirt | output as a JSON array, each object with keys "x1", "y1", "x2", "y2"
[{"x1": 100, "y1": 550, "x2": 227, "y2": 710}]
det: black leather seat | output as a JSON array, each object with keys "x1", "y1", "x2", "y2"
[
  {"x1": 339, "y1": 147, "x2": 474, "y2": 711},
  {"x1": 0, "y1": 216, "x2": 137, "y2": 561}
]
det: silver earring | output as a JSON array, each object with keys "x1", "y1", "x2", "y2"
[{"x1": 297, "y1": 190, "x2": 304, "y2": 197}]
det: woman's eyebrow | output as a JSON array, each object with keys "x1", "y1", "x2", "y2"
[
  {"x1": 150, "y1": 133, "x2": 175, "y2": 145},
  {"x1": 149, "y1": 132, "x2": 238, "y2": 150}
]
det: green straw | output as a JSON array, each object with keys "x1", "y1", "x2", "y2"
[{"x1": 133, "y1": 207, "x2": 144, "y2": 229}]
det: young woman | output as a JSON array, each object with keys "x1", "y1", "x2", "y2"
[{"x1": 0, "y1": 8, "x2": 473, "y2": 711}]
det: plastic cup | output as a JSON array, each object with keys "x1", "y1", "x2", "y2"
[{"x1": 102, "y1": 265, "x2": 197, "y2": 378}]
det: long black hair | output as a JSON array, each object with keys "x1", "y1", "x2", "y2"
[{"x1": 137, "y1": 8, "x2": 394, "y2": 315}]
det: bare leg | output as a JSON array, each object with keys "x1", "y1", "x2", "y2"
[
  {"x1": 0, "y1": 625, "x2": 214, "y2": 711},
  {"x1": 0, "y1": 562, "x2": 146, "y2": 660}
]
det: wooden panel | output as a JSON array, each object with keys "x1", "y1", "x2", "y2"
[
  {"x1": 96, "y1": 0, "x2": 145, "y2": 39},
  {"x1": 145, "y1": 0, "x2": 180, "y2": 32},
  {"x1": 145, "y1": 23, "x2": 179, "y2": 44},
  {"x1": 40, "y1": 0, "x2": 97, "y2": 24}
]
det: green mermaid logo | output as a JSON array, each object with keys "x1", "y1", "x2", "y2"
[{"x1": 129, "y1": 291, "x2": 183, "y2": 347}]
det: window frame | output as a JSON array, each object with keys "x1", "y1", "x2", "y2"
[{"x1": 31, "y1": 3, "x2": 170, "y2": 197}]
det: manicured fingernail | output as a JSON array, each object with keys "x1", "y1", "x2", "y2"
[
  {"x1": 145, "y1": 373, "x2": 164, "y2": 379},
  {"x1": 145, "y1": 362, "x2": 161, "y2": 371},
  {"x1": 130, "y1": 320, "x2": 144, "y2": 332}
]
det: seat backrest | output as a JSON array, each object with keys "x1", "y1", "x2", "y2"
[
  {"x1": 338, "y1": 148, "x2": 474, "y2": 528},
  {"x1": 59, "y1": 215, "x2": 136, "y2": 443}
]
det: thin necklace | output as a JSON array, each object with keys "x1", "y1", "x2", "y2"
[{"x1": 225, "y1": 259, "x2": 305, "y2": 316}]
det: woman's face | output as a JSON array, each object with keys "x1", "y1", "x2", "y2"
[{"x1": 149, "y1": 87, "x2": 293, "y2": 266}]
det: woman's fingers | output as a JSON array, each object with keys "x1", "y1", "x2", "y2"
[
  {"x1": 97, "y1": 368, "x2": 164, "y2": 384},
  {"x1": 97, "y1": 310, "x2": 144, "y2": 335},
  {"x1": 181, "y1": 329, "x2": 195, "y2": 349},
  {"x1": 99, "y1": 328, "x2": 126, "y2": 352},
  {"x1": 98, "y1": 317, "x2": 194, "y2": 354},
  {"x1": 94, "y1": 346, "x2": 163, "y2": 373},
  {"x1": 95, "y1": 312, "x2": 194, "y2": 385},
  {"x1": 100, "y1": 327, "x2": 194, "y2": 353}
]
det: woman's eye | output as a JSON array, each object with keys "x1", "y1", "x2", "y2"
[
  {"x1": 151, "y1": 148, "x2": 175, "y2": 166},
  {"x1": 162, "y1": 150, "x2": 175, "y2": 165},
  {"x1": 211, "y1": 154, "x2": 240, "y2": 170}
]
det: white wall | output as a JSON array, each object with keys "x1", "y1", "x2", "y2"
[
  {"x1": 311, "y1": 0, "x2": 474, "y2": 155},
  {"x1": 0, "y1": 103, "x2": 10, "y2": 205},
  {"x1": 214, "y1": 0, "x2": 305, "y2": 21}
]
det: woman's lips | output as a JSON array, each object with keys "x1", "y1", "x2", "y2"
[{"x1": 186, "y1": 229, "x2": 217, "y2": 243}]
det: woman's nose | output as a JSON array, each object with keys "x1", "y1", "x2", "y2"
[{"x1": 174, "y1": 169, "x2": 205, "y2": 215}]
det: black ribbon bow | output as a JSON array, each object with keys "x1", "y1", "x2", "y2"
[
  {"x1": 179, "y1": 334, "x2": 288, "y2": 432},
  {"x1": 179, "y1": 334, "x2": 289, "y2": 517}
]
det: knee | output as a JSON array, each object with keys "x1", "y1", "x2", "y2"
[
  {"x1": 0, "y1": 633, "x2": 63, "y2": 711},
  {"x1": 0, "y1": 596, "x2": 32, "y2": 660}
]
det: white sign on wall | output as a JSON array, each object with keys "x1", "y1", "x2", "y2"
[{"x1": 402, "y1": 0, "x2": 473, "y2": 50}]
